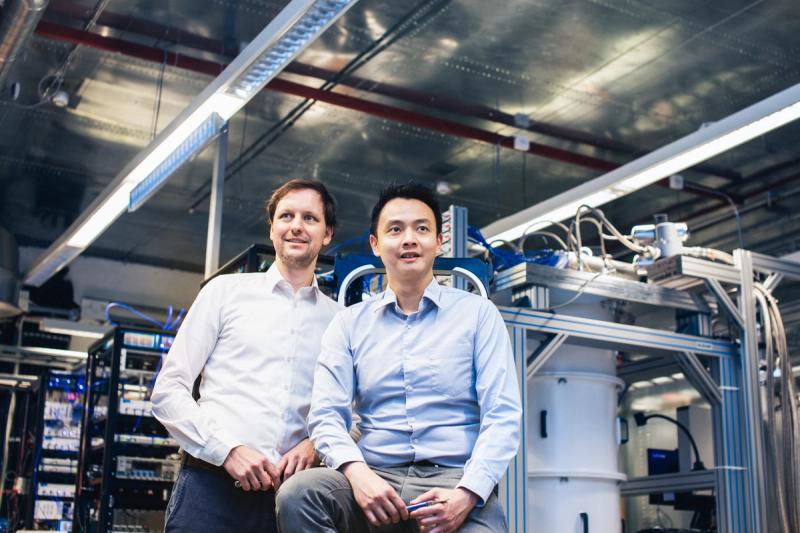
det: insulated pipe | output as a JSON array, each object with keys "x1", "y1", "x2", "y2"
[{"x1": 0, "y1": 0, "x2": 50, "y2": 92}]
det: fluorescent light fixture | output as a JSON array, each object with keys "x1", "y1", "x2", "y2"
[
  {"x1": 228, "y1": 0, "x2": 352, "y2": 99},
  {"x1": 39, "y1": 318, "x2": 110, "y2": 339},
  {"x1": 483, "y1": 82, "x2": 800, "y2": 243},
  {"x1": 23, "y1": 0, "x2": 359, "y2": 287},
  {"x1": 68, "y1": 184, "x2": 134, "y2": 248},
  {"x1": 129, "y1": 113, "x2": 224, "y2": 211}
]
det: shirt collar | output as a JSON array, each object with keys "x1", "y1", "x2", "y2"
[
  {"x1": 264, "y1": 263, "x2": 319, "y2": 300},
  {"x1": 373, "y1": 277, "x2": 444, "y2": 313}
]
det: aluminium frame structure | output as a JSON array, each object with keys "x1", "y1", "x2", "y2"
[{"x1": 496, "y1": 250, "x2": 800, "y2": 533}]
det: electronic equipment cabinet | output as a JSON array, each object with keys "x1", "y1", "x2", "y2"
[
  {"x1": 73, "y1": 327, "x2": 179, "y2": 533},
  {"x1": 28, "y1": 371, "x2": 84, "y2": 531}
]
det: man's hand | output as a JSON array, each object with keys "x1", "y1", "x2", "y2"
[
  {"x1": 276, "y1": 438, "x2": 317, "y2": 482},
  {"x1": 223, "y1": 445, "x2": 281, "y2": 492},
  {"x1": 409, "y1": 487, "x2": 479, "y2": 533},
  {"x1": 341, "y1": 461, "x2": 409, "y2": 526}
]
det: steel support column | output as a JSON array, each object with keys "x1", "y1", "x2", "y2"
[
  {"x1": 500, "y1": 326, "x2": 527, "y2": 533},
  {"x1": 709, "y1": 351, "x2": 749, "y2": 533},
  {"x1": 734, "y1": 249, "x2": 768, "y2": 533},
  {"x1": 204, "y1": 124, "x2": 228, "y2": 279}
]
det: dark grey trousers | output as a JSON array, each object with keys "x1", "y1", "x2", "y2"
[{"x1": 275, "y1": 465, "x2": 507, "y2": 533}]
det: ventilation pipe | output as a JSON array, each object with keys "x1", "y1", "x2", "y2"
[
  {"x1": 0, "y1": 226, "x2": 21, "y2": 317},
  {"x1": 0, "y1": 0, "x2": 50, "y2": 95}
]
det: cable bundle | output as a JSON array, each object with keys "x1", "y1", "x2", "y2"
[{"x1": 754, "y1": 283, "x2": 800, "y2": 533}]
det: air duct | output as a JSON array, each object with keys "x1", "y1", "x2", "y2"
[
  {"x1": 0, "y1": 0, "x2": 50, "y2": 94},
  {"x1": 0, "y1": 226, "x2": 21, "y2": 317}
]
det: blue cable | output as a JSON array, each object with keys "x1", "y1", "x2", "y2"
[
  {"x1": 468, "y1": 226, "x2": 562, "y2": 271},
  {"x1": 105, "y1": 302, "x2": 186, "y2": 331}
]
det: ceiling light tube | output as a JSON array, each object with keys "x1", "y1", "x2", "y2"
[
  {"x1": 23, "y1": 0, "x2": 359, "y2": 287},
  {"x1": 129, "y1": 113, "x2": 224, "y2": 211},
  {"x1": 483, "y1": 83, "x2": 800, "y2": 244}
]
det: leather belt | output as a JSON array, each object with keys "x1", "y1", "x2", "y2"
[{"x1": 182, "y1": 453, "x2": 230, "y2": 477}]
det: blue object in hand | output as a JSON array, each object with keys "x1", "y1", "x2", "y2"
[{"x1": 406, "y1": 500, "x2": 447, "y2": 512}]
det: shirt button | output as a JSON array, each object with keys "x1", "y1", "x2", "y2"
[
  {"x1": 408, "y1": 416, "x2": 415, "y2": 422},
  {"x1": 290, "y1": 328, "x2": 296, "y2": 334},
  {"x1": 413, "y1": 438, "x2": 419, "y2": 444},
  {"x1": 405, "y1": 385, "x2": 412, "y2": 392}
]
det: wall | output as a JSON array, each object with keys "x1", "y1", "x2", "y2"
[{"x1": 19, "y1": 246, "x2": 204, "y2": 311}]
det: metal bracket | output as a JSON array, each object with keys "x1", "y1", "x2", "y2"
[
  {"x1": 526, "y1": 333, "x2": 568, "y2": 381},
  {"x1": 676, "y1": 351, "x2": 722, "y2": 406},
  {"x1": 762, "y1": 272, "x2": 783, "y2": 293},
  {"x1": 704, "y1": 278, "x2": 744, "y2": 331}
]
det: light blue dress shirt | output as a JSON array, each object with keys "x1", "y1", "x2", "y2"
[{"x1": 309, "y1": 278, "x2": 522, "y2": 503}]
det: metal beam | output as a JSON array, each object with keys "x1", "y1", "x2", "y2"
[
  {"x1": 704, "y1": 278, "x2": 744, "y2": 331},
  {"x1": 676, "y1": 351, "x2": 722, "y2": 406},
  {"x1": 734, "y1": 249, "x2": 768, "y2": 532},
  {"x1": 620, "y1": 469, "x2": 716, "y2": 496},
  {"x1": 0, "y1": 0, "x2": 50, "y2": 91},
  {"x1": 648, "y1": 255, "x2": 742, "y2": 287},
  {"x1": 500, "y1": 307, "x2": 736, "y2": 359},
  {"x1": 762, "y1": 272, "x2": 783, "y2": 293},
  {"x1": 204, "y1": 123, "x2": 228, "y2": 278},
  {"x1": 495, "y1": 262, "x2": 712, "y2": 312},
  {"x1": 525, "y1": 333, "x2": 567, "y2": 381},
  {"x1": 749, "y1": 250, "x2": 800, "y2": 280}
]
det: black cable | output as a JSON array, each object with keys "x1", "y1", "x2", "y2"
[{"x1": 639, "y1": 413, "x2": 705, "y2": 470}]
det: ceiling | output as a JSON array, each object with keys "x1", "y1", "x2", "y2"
[{"x1": 2, "y1": 0, "x2": 800, "y2": 274}]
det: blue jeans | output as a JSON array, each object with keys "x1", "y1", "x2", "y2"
[{"x1": 165, "y1": 464, "x2": 277, "y2": 533}]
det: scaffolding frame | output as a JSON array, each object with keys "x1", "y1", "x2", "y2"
[{"x1": 497, "y1": 250, "x2": 800, "y2": 533}]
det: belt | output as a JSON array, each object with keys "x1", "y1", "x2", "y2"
[
  {"x1": 182, "y1": 453, "x2": 230, "y2": 477},
  {"x1": 404, "y1": 460, "x2": 440, "y2": 468}
]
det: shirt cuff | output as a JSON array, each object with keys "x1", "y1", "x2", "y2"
[
  {"x1": 322, "y1": 444, "x2": 366, "y2": 470},
  {"x1": 457, "y1": 470, "x2": 496, "y2": 506},
  {"x1": 200, "y1": 430, "x2": 241, "y2": 466}
]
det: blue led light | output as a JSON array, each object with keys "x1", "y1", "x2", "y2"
[{"x1": 129, "y1": 114, "x2": 224, "y2": 211}]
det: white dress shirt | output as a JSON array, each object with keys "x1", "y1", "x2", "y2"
[
  {"x1": 309, "y1": 278, "x2": 522, "y2": 503},
  {"x1": 152, "y1": 264, "x2": 341, "y2": 466}
]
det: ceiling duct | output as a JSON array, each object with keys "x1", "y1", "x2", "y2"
[
  {"x1": 0, "y1": 0, "x2": 50, "y2": 94},
  {"x1": 0, "y1": 226, "x2": 20, "y2": 317}
]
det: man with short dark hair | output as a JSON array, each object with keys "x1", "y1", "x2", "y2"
[
  {"x1": 152, "y1": 178, "x2": 341, "y2": 533},
  {"x1": 276, "y1": 183, "x2": 522, "y2": 533}
]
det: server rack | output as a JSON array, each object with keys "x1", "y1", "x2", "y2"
[
  {"x1": 28, "y1": 371, "x2": 84, "y2": 531},
  {"x1": 73, "y1": 327, "x2": 178, "y2": 533}
]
